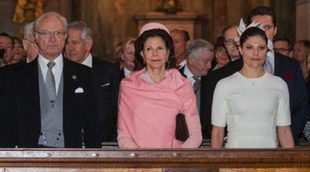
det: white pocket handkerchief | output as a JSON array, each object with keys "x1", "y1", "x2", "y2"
[
  {"x1": 75, "y1": 87, "x2": 84, "y2": 93},
  {"x1": 101, "y1": 83, "x2": 110, "y2": 87}
]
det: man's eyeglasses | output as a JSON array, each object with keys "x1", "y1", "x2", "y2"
[
  {"x1": 224, "y1": 39, "x2": 239, "y2": 46},
  {"x1": 35, "y1": 30, "x2": 66, "y2": 39},
  {"x1": 274, "y1": 48, "x2": 290, "y2": 53}
]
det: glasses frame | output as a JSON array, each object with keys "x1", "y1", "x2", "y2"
[{"x1": 35, "y1": 30, "x2": 66, "y2": 39}]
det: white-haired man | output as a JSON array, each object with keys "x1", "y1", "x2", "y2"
[
  {"x1": 65, "y1": 21, "x2": 121, "y2": 144},
  {"x1": 0, "y1": 12, "x2": 99, "y2": 148}
]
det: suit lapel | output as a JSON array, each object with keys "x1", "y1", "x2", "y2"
[
  {"x1": 178, "y1": 66, "x2": 187, "y2": 78},
  {"x1": 23, "y1": 59, "x2": 41, "y2": 136},
  {"x1": 63, "y1": 59, "x2": 74, "y2": 121},
  {"x1": 274, "y1": 52, "x2": 281, "y2": 76}
]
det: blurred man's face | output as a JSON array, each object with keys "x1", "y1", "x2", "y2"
[
  {"x1": 215, "y1": 47, "x2": 230, "y2": 66},
  {"x1": 187, "y1": 50, "x2": 214, "y2": 77},
  {"x1": 274, "y1": 40, "x2": 292, "y2": 57},
  {"x1": 65, "y1": 29, "x2": 92, "y2": 63},
  {"x1": 22, "y1": 38, "x2": 38, "y2": 62},
  {"x1": 171, "y1": 30, "x2": 187, "y2": 64},
  {"x1": 0, "y1": 36, "x2": 13, "y2": 63},
  {"x1": 224, "y1": 27, "x2": 240, "y2": 59},
  {"x1": 12, "y1": 39, "x2": 25, "y2": 63},
  {"x1": 293, "y1": 42, "x2": 306, "y2": 63},
  {"x1": 251, "y1": 15, "x2": 277, "y2": 41}
]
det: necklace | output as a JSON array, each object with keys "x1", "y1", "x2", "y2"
[{"x1": 238, "y1": 72, "x2": 264, "y2": 86}]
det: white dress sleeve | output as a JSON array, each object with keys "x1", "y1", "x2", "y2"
[
  {"x1": 211, "y1": 79, "x2": 228, "y2": 127},
  {"x1": 276, "y1": 79, "x2": 291, "y2": 126}
]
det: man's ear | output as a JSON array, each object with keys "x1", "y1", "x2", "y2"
[
  {"x1": 140, "y1": 50, "x2": 144, "y2": 58},
  {"x1": 35, "y1": 34, "x2": 39, "y2": 44},
  {"x1": 86, "y1": 39, "x2": 93, "y2": 51},
  {"x1": 186, "y1": 40, "x2": 192, "y2": 49},
  {"x1": 238, "y1": 46, "x2": 243, "y2": 56},
  {"x1": 273, "y1": 26, "x2": 277, "y2": 37},
  {"x1": 22, "y1": 40, "x2": 27, "y2": 50}
]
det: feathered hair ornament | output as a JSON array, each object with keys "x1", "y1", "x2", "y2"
[{"x1": 236, "y1": 18, "x2": 273, "y2": 51}]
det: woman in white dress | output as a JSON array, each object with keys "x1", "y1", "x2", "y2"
[{"x1": 211, "y1": 27, "x2": 295, "y2": 148}]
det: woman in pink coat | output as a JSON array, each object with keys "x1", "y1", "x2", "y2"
[{"x1": 117, "y1": 25, "x2": 202, "y2": 148}]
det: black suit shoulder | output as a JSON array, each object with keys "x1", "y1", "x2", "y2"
[
  {"x1": 92, "y1": 57, "x2": 121, "y2": 143},
  {"x1": 276, "y1": 52, "x2": 300, "y2": 68},
  {"x1": 207, "y1": 59, "x2": 243, "y2": 82},
  {"x1": 93, "y1": 58, "x2": 120, "y2": 76},
  {"x1": 64, "y1": 58, "x2": 92, "y2": 73},
  {"x1": 274, "y1": 53, "x2": 309, "y2": 145},
  {"x1": 201, "y1": 59, "x2": 242, "y2": 139}
]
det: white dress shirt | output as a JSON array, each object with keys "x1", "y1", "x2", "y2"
[
  {"x1": 81, "y1": 53, "x2": 93, "y2": 68},
  {"x1": 184, "y1": 64, "x2": 200, "y2": 86},
  {"x1": 38, "y1": 54, "x2": 63, "y2": 93},
  {"x1": 178, "y1": 59, "x2": 187, "y2": 69},
  {"x1": 124, "y1": 67, "x2": 132, "y2": 77},
  {"x1": 265, "y1": 51, "x2": 275, "y2": 75}
]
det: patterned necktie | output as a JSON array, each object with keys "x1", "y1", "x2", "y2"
[
  {"x1": 193, "y1": 76, "x2": 201, "y2": 93},
  {"x1": 46, "y1": 61, "x2": 56, "y2": 105},
  {"x1": 192, "y1": 76, "x2": 201, "y2": 113}
]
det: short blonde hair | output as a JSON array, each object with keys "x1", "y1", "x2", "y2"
[{"x1": 122, "y1": 38, "x2": 136, "y2": 54}]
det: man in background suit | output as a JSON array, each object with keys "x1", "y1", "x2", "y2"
[
  {"x1": 171, "y1": 28, "x2": 191, "y2": 69},
  {"x1": 222, "y1": 25, "x2": 241, "y2": 61},
  {"x1": 22, "y1": 21, "x2": 38, "y2": 63},
  {"x1": 65, "y1": 21, "x2": 121, "y2": 144},
  {"x1": 273, "y1": 37, "x2": 293, "y2": 58},
  {"x1": 179, "y1": 39, "x2": 214, "y2": 130},
  {"x1": 0, "y1": 12, "x2": 99, "y2": 148},
  {"x1": 0, "y1": 33, "x2": 14, "y2": 67},
  {"x1": 204, "y1": 6, "x2": 308, "y2": 145}
]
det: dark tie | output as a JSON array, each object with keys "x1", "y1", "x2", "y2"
[
  {"x1": 46, "y1": 61, "x2": 56, "y2": 105},
  {"x1": 192, "y1": 76, "x2": 201, "y2": 114}
]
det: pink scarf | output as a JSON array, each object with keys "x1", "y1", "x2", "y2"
[{"x1": 118, "y1": 68, "x2": 197, "y2": 148}]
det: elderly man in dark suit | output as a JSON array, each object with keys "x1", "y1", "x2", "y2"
[
  {"x1": 65, "y1": 21, "x2": 121, "y2": 144},
  {"x1": 179, "y1": 39, "x2": 214, "y2": 131},
  {"x1": 0, "y1": 12, "x2": 99, "y2": 148},
  {"x1": 204, "y1": 6, "x2": 308, "y2": 145}
]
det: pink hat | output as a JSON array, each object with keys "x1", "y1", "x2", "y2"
[{"x1": 139, "y1": 22, "x2": 170, "y2": 36}]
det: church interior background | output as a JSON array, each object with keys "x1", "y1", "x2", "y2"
[{"x1": 0, "y1": 0, "x2": 308, "y2": 62}]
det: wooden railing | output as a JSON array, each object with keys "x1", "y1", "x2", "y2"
[{"x1": 0, "y1": 148, "x2": 309, "y2": 171}]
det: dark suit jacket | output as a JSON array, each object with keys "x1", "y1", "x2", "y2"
[
  {"x1": 203, "y1": 53, "x2": 308, "y2": 145},
  {"x1": 178, "y1": 66, "x2": 207, "y2": 123},
  {"x1": 92, "y1": 58, "x2": 121, "y2": 143},
  {"x1": 0, "y1": 57, "x2": 100, "y2": 148}
]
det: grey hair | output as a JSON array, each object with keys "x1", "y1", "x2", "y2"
[
  {"x1": 187, "y1": 39, "x2": 214, "y2": 58},
  {"x1": 67, "y1": 21, "x2": 92, "y2": 40},
  {"x1": 24, "y1": 22, "x2": 34, "y2": 40},
  {"x1": 33, "y1": 12, "x2": 68, "y2": 33},
  {"x1": 24, "y1": 22, "x2": 35, "y2": 40}
]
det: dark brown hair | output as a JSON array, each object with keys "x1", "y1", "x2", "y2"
[{"x1": 135, "y1": 29, "x2": 175, "y2": 70}]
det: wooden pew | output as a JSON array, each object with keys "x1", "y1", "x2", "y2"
[{"x1": 0, "y1": 148, "x2": 309, "y2": 171}]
